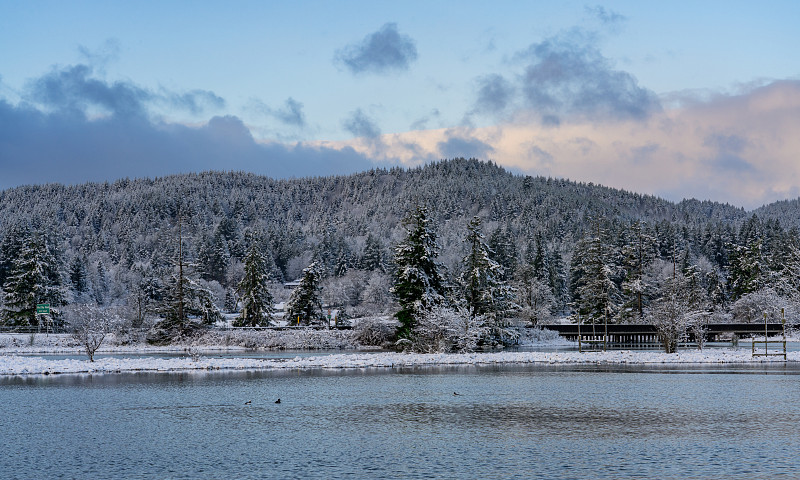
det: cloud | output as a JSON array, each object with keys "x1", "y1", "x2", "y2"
[
  {"x1": 251, "y1": 97, "x2": 307, "y2": 128},
  {"x1": 327, "y1": 80, "x2": 800, "y2": 209},
  {"x1": 335, "y1": 23, "x2": 418, "y2": 75},
  {"x1": 26, "y1": 63, "x2": 224, "y2": 120},
  {"x1": 703, "y1": 133, "x2": 749, "y2": 153},
  {"x1": 466, "y1": 28, "x2": 660, "y2": 126},
  {"x1": 437, "y1": 135, "x2": 494, "y2": 159},
  {"x1": 343, "y1": 108, "x2": 381, "y2": 138},
  {"x1": 473, "y1": 74, "x2": 515, "y2": 115},
  {"x1": 410, "y1": 108, "x2": 441, "y2": 131},
  {"x1": 29, "y1": 64, "x2": 151, "y2": 119},
  {"x1": 584, "y1": 5, "x2": 627, "y2": 28},
  {"x1": 77, "y1": 39, "x2": 122, "y2": 69},
  {"x1": 272, "y1": 97, "x2": 306, "y2": 127},
  {"x1": 0, "y1": 102, "x2": 377, "y2": 190},
  {"x1": 163, "y1": 89, "x2": 226, "y2": 116},
  {"x1": 517, "y1": 31, "x2": 661, "y2": 123}
]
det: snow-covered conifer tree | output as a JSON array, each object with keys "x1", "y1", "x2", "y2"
[
  {"x1": 234, "y1": 242, "x2": 274, "y2": 327},
  {"x1": 360, "y1": 234, "x2": 385, "y2": 272},
  {"x1": 391, "y1": 205, "x2": 445, "y2": 338},
  {"x1": 284, "y1": 262, "x2": 324, "y2": 325},
  {"x1": 197, "y1": 228, "x2": 230, "y2": 285},
  {"x1": 727, "y1": 239, "x2": 764, "y2": 300},
  {"x1": 1, "y1": 232, "x2": 65, "y2": 329},
  {"x1": 460, "y1": 217, "x2": 515, "y2": 323},
  {"x1": 570, "y1": 222, "x2": 620, "y2": 324},
  {"x1": 620, "y1": 221, "x2": 656, "y2": 321}
]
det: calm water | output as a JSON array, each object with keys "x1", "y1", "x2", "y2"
[{"x1": 2, "y1": 364, "x2": 799, "y2": 479}]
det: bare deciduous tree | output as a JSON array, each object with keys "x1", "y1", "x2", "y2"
[{"x1": 65, "y1": 304, "x2": 120, "y2": 362}]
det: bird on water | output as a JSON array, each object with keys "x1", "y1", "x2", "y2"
[{"x1": 275, "y1": 399, "x2": 281, "y2": 404}]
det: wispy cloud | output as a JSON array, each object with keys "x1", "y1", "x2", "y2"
[
  {"x1": 584, "y1": 5, "x2": 627, "y2": 29},
  {"x1": 27, "y1": 63, "x2": 224, "y2": 120},
  {"x1": 250, "y1": 97, "x2": 307, "y2": 128},
  {"x1": 335, "y1": 23, "x2": 418, "y2": 75},
  {"x1": 342, "y1": 108, "x2": 381, "y2": 138},
  {"x1": 472, "y1": 74, "x2": 515, "y2": 116}
]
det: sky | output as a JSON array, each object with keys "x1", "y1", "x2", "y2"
[{"x1": 1, "y1": 1, "x2": 799, "y2": 209}]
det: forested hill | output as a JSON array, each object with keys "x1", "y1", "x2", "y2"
[{"x1": 0, "y1": 158, "x2": 796, "y2": 321}]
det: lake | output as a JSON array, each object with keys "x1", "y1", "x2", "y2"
[{"x1": 2, "y1": 364, "x2": 799, "y2": 479}]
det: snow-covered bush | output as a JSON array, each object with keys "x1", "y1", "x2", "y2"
[
  {"x1": 731, "y1": 288, "x2": 794, "y2": 323},
  {"x1": 191, "y1": 328, "x2": 358, "y2": 350},
  {"x1": 399, "y1": 305, "x2": 489, "y2": 353},
  {"x1": 353, "y1": 316, "x2": 397, "y2": 347},
  {"x1": 517, "y1": 326, "x2": 563, "y2": 345}
]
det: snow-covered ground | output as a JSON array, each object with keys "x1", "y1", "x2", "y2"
[
  {"x1": 1, "y1": 346, "x2": 797, "y2": 376},
  {"x1": 2, "y1": 331, "x2": 797, "y2": 376}
]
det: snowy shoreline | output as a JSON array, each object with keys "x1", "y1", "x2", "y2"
[{"x1": 1, "y1": 349, "x2": 798, "y2": 376}]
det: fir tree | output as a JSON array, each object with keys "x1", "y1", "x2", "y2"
[
  {"x1": 727, "y1": 239, "x2": 764, "y2": 300},
  {"x1": 197, "y1": 228, "x2": 230, "y2": 285},
  {"x1": 391, "y1": 205, "x2": 446, "y2": 338},
  {"x1": 545, "y1": 247, "x2": 568, "y2": 312},
  {"x1": 129, "y1": 269, "x2": 162, "y2": 328},
  {"x1": 0, "y1": 224, "x2": 29, "y2": 288},
  {"x1": 619, "y1": 221, "x2": 656, "y2": 321},
  {"x1": 234, "y1": 242, "x2": 274, "y2": 327},
  {"x1": 570, "y1": 222, "x2": 621, "y2": 324},
  {"x1": 94, "y1": 260, "x2": 109, "y2": 305},
  {"x1": 1, "y1": 232, "x2": 65, "y2": 329},
  {"x1": 488, "y1": 226, "x2": 517, "y2": 281},
  {"x1": 360, "y1": 233, "x2": 385, "y2": 272},
  {"x1": 149, "y1": 210, "x2": 222, "y2": 343},
  {"x1": 284, "y1": 262, "x2": 323, "y2": 325},
  {"x1": 460, "y1": 217, "x2": 514, "y2": 322},
  {"x1": 69, "y1": 256, "x2": 89, "y2": 301}
]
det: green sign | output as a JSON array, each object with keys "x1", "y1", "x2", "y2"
[{"x1": 36, "y1": 304, "x2": 50, "y2": 315}]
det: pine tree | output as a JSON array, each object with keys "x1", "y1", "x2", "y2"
[
  {"x1": 570, "y1": 222, "x2": 621, "y2": 324},
  {"x1": 234, "y1": 242, "x2": 274, "y2": 327},
  {"x1": 619, "y1": 221, "x2": 656, "y2": 321},
  {"x1": 1, "y1": 232, "x2": 65, "y2": 329},
  {"x1": 0, "y1": 224, "x2": 29, "y2": 288},
  {"x1": 488, "y1": 226, "x2": 517, "y2": 281},
  {"x1": 514, "y1": 262, "x2": 554, "y2": 325},
  {"x1": 284, "y1": 262, "x2": 323, "y2": 325},
  {"x1": 460, "y1": 217, "x2": 515, "y2": 322},
  {"x1": 69, "y1": 256, "x2": 88, "y2": 300},
  {"x1": 727, "y1": 239, "x2": 763, "y2": 300},
  {"x1": 545, "y1": 247, "x2": 568, "y2": 312},
  {"x1": 149, "y1": 210, "x2": 222, "y2": 343},
  {"x1": 360, "y1": 234, "x2": 385, "y2": 272},
  {"x1": 94, "y1": 260, "x2": 109, "y2": 305},
  {"x1": 391, "y1": 205, "x2": 446, "y2": 338},
  {"x1": 129, "y1": 269, "x2": 162, "y2": 328},
  {"x1": 197, "y1": 228, "x2": 230, "y2": 285}
]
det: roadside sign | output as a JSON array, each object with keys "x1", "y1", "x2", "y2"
[{"x1": 36, "y1": 304, "x2": 50, "y2": 315}]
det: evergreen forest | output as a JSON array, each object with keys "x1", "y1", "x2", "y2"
[{"x1": 2, "y1": 158, "x2": 799, "y2": 337}]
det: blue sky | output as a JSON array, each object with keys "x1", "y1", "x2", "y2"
[{"x1": 1, "y1": 1, "x2": 799, "y2": 208}]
